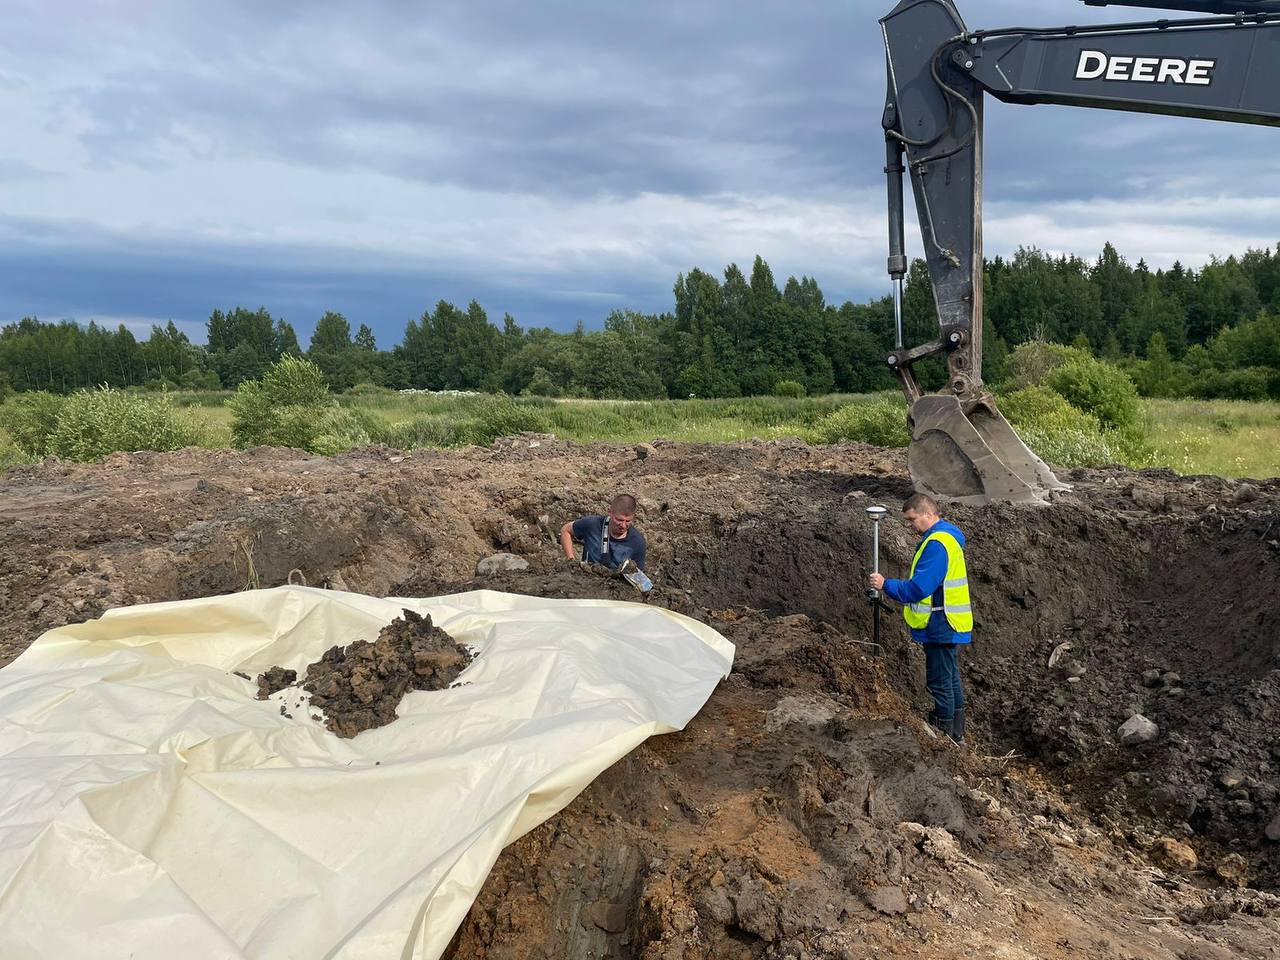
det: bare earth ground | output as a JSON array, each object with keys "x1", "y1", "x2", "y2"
[{"x1": 2, "y1": 436, "x2": 1279, "y2": 959}]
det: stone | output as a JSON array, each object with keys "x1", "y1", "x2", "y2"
[
  {"x1": 1266, "y1": 810, "x2": 1280, "y2": 842},
  {"x1": 1118, "y1": 714, "x2": 1158, "y2": 746},
  {"x1": 475, "y1": 553, "x2": 530, "y2": 576},
  {"x1": 1215, "y1": 854, "x2": 1249, "y2": 887},
  {"x1": 697, "y1": 885, "x2": 734, "y2": 925},
  {"x1": 864, "y1": 885, "x2": 908, "y2": 915},
  {"x1": 899, "y1": 822, "x2": 963, "y2": 863},
  {"x1": 1219, "y1": 770, "x2": 1245, "y2": 790},
  {"x1": 1141, "y1": 669, "x2": 1163, "y2": 687},
  {"x1": 633, "y1": 443, "x2": 656, "y2": 460},
  {"x1": 1232, "y1": 482, "x2": 1260, "y2": 504},
  {"x1": 1152, "y1": 837, "x2": 1198, "y2": 871},
  {"x1": 586, "y1": 901, "x2": 628, "y2": 933}
]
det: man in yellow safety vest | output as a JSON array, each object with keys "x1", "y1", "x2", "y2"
[{"x1": 869, "y1": 492, "x2": 972, "y2": 744}]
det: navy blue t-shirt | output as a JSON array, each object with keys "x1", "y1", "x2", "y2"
[{"x1": 571, "y1": 515, "x2": 647, "y2": 570}]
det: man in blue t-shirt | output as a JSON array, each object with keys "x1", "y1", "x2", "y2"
[{"x1": 560, "y1": 493, "x2": 647, "y2": 573}]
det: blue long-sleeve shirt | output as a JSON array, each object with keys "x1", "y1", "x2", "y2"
[{"x1": 882, "y1": 520, "x2": 972, "y2": 646}]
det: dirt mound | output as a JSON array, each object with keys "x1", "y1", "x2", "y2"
[
  {"x1": 3, "y1": 440, "x2": 1280, "y2": 956},
  {"x1": 253, "y1": 608, "x2": 474, "y2": 737},
  {"x1": 293, "y1": 608, "x2": 472, "y2": 738}
]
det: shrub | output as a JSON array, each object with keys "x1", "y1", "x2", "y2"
[
  {"x1": 228, "y1": 356, "x2": 346, "y2": 452},
  {"x1": 998, "y1": 387, "x2": 1113, "y2": 467},
  {"x1": 773, "y1": 379, "x2": 806, "y2": 398},
  {"x1": 455, "y1": 394, "x2": 550, "y2": 446},
  {"x1": 1046, "y1": 359, "x2": 1141, "y2": 431},
  {"x1": 998, "y1": 385, "x2": 1153, "y2": 468},
  {"x1": 378, "y1": 415, "x2": 463, "y2": 450},
  {"x1": 308, "y1": 408, "x2": 377, "y2": 456},
  {"x1": 808, "y1": 398, "x2": 909, "y2": 447},
  {"x1": 1003, "y1": 341, "x2": 1093, "y2": 390},
  {"x1": 179, "y1": 369, "x2": 221, "y2": 390},
  {"x1": 0, "y1": 428, "x2": 30, "y2": 470},
  {"x1": 46, "y1": 387, "x2": 202, "y2": 461},
  {"x1": 1015, "y1": 423, "x2": 1122, "y2": 468},
  {"x1": 998, "y1": 386, "x2": 1104, "y2": 435},
  {"x1": 1190, "y1": 367, "x2": 1272, "y2": 401},
  {"x1": 523, "y1": 366, "x2": 562, "y2": 398},
  {"x1": 0, "y1": 391, "x2": 66, "y2": 457}
]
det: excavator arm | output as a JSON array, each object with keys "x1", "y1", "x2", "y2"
[{"x1": 879, "y1": 0, "x2": 1280, "y2": 504}]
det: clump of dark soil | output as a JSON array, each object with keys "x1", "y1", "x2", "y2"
[
  {"x1": 255, "y1": 666, "x2": 297, "y2": 699},
  {"x1": 301, "y1": 608, "x2": 472, "y2": 738}
]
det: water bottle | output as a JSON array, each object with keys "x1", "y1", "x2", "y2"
[{"x1": 618, "y1": 559, "x2": 653, "y2": 593}]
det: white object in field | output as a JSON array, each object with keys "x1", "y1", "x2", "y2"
[{"x1": 0, "y1": 587, "x2": 733, "y2": 960}]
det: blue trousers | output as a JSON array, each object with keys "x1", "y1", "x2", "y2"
[{"x1": 923, "y1": 643, "x2": 964, "y2": 724}]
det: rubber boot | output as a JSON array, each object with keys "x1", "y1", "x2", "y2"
[
  {"x1": 926, "y1": 710, "x2": 953, "y2": 740},
  {"x1": 951, "y1": 707, "x2": 966, "y2": 746}
]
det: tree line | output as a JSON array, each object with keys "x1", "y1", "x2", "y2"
[{"x1": 3, "y1": 243, "x2": 1279, "y2": 400}]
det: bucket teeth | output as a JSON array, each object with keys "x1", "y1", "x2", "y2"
[{"x1": 906, "y1": 395, "x2": 1069, "y2": 506}]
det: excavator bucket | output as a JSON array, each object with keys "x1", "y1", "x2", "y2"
[{"x1": 906, "y1": 395, "x2": 1069, "y2": 506}]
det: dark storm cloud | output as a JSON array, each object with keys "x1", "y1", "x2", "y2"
[
  {"x1": 1, "y1": 0, "x2": 1275, "y2": 333},
  {"x1": 52, "y1": 1, "x2": 871, "y2": 199},
  {"x1": 53, "y1": 0, "x2": 1268, "y2": 204},
  {"x1": 0, "y1": 219, "x2": 660, "y2": 344}
]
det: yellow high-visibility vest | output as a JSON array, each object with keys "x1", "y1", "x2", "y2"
[{"x1": 902, "y1": 530, "x2": 973, "y2": 633}]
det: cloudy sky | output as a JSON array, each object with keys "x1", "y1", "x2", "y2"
[{"x1": 2, "y1": 0, "x2": 1276, "y2": 346}]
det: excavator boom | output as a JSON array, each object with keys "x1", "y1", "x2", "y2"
[{"x1": 880, "y1": 0, "x2": 1280, "y2": 505}]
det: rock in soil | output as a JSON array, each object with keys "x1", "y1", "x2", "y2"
[
  {"x1": 1153, "y1": 836, "x2": 1198, "y2": 871},
  {"x1": 1118, "y1": 713, "x2": 1158, "y2": 746},
  {"x1": 294, "y1": 609, "x2": 472, "y2": 738},
  {"x1": 1216, "y1": 853, "x2": 1250, "y2": 887},
  {"x1": 475, "y1": 552, "x2": 530, "y2": 576}
]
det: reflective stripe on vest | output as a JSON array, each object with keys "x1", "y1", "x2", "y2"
[{"x1": 901, "y1": 530, "x2": 974, "y2": 633}]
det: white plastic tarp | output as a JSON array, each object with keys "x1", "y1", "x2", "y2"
[{"x1": 0, "y1": 587, "x2": 734, "y2": 959}]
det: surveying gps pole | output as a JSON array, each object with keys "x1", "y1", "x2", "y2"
[{"x1": 865, "y1": 505, "x2": 888, "y2": 657}]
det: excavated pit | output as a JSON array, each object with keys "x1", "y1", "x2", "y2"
[{"x1": 2, "y1": 441, "x2": 1278, "y2": 958}]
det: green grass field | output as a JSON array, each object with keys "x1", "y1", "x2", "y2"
[
  {"x1": 1141, "y1": 398, "x2": 1280, "y2": 479},
  {"x1": 4, "y1": 390, "x2": 1277, "y2": 479},
  {"x1": 158, "y1": 391, "x2": 1280, "y2": 480}
]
